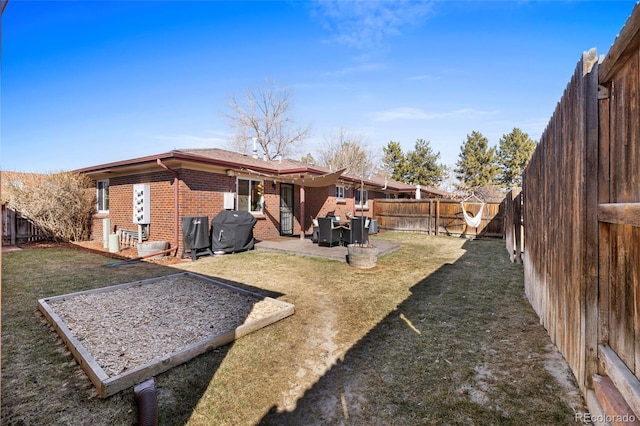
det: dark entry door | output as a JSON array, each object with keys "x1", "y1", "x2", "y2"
[{"x1": 280, "y1": 184, "x2": 294, "y2": 236}]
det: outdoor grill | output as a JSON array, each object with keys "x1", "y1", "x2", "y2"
[
  {"x1": 181, "y1": 216, "x2": 213, "y2": 260},
  {"x1": 210, "y1": 210, "x2": 257, "y2": 254}
]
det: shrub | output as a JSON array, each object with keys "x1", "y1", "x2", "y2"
[{"x1": 5, "y1": 171, "x2": 95, "y2": 241}]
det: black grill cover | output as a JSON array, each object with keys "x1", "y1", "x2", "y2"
[
  {"x1": 210, "y1": 210, "x2": 257, "y2": 253},
  {"x1": 182, "y1": 216, "x2": 210, "y2": 250}
]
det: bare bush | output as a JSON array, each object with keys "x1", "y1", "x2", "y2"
[{"x1": 5, "y1": 172, "x2": 95, "y2": 241}]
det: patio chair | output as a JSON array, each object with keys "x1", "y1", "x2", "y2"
[
  {"x1": 318, "y1": 217, "x2": 341, "y2": 247},
  {"x1": 349, "y1": 217, "x2": 370, "y2": 245}
]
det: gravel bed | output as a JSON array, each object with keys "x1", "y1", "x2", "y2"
[{"x1": 47, "y1": 275, "x2": 283, "y2": 377}]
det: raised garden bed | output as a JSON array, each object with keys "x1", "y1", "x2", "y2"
[{"x1": 37, "y1": 272, "x2": 294, "y2": 398}]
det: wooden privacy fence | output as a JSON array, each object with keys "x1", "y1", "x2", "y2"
[
  {"x1": 2, "y1": 204, "x2": 48, "y2": 245},
  {"x1": 516, "y1": 3, "x2": 640, "y2": 421},
  {"x1": 373, "y1": 198, "x2": 504, "y2": 238}
]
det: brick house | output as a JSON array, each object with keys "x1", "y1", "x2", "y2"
[{"x1": 76, "y1": 148, "x2": 442, "y2": 254}]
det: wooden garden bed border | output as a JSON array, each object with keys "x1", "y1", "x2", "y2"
[{"x1": 37, "y1": 271, "x2": 295, "y2": 398}]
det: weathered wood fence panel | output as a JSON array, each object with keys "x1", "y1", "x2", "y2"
[
  {"x1": 523, "y1": 50, "x2": 595, "y2": 392},
  {"x1": 521, "y1": 3, "x2": 640, "y2": 418},
  {"x1": 373, "y1": 199, "x2": 504, "y2": 238},
  {"x1": 2, "y1": 204, "x2": 48, "y2": 245}
]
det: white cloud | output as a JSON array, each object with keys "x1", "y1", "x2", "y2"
[
  {"x1": 368, "y1": 107, "x2": 499, "y2": 122},
  {"x1": 312, "y1": 0, "x2": 435, "y2": 50},
  {"x1": 323, "y1": 61, "x2": 386, "y2": 77}
]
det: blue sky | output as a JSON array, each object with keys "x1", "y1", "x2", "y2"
[{"x1": 2, "y1": 0, "x2": 637, "y2": 173}]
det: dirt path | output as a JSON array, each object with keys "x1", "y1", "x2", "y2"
[{"x1": 280, "y1": 290, "x2": 341, "y2": 412}]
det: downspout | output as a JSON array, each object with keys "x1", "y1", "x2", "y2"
[{"x1": 157, "y1": 159, "x2": 180, "y2": 256}]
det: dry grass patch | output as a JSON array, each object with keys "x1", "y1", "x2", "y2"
[{"x1": 2, "y1": 234, "x2": 586, "y2": 425}]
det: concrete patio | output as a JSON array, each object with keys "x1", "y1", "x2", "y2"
[{"x1": 254, "y1": 235, "x2": 400, "y2": 262}]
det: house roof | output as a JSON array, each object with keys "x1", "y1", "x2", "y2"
[{"x1": 74, "y1": 147, "x2": 445, "y2": 195}]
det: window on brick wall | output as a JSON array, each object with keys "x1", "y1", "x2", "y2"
[
  {"x1": 335, "y1": 185, "x2": 345, "y2": 201},
  {"x1": 238, "y1": 178, "x2": 263, "y2": 214},
  {"x1": 355, "y1": 188, "x2": 368, "y2": 208},
  {"x1": 97, "y1": 180, "x2": 109, "y2": 212}
]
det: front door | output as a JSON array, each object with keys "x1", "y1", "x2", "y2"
[{"x1": 280, "y1": 184, "x2": 294, "y2": 236}]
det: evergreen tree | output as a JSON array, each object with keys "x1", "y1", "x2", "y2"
[
  {"x1": 300, "y1": 152, "x2": 316, "y2": 165},
  {"x1": 454, "y1": 131, "x2": 500, "y2": 190},
  {"x1": 497, "y1": 128, "x2": 537, "y2": 187},
  {"x1": 404, "y1": 139, "x2": 447, "y2": 187},
  {"x1": 380, "y1": 141, "x2": 407, "y2": 182}
]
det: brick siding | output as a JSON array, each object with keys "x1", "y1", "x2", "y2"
[{"x1": 90, "y1": 169, "x2": 385, "y2": 253}]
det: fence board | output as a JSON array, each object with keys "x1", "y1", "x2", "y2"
[
  {"x1": 373, "y1": 199, "x2": 504, "y2": 238},
  {"x1": 522, "y1": 50, "x2": 595, "y2": 391}
]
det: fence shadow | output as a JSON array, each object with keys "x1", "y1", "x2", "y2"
[{"x1": 256, "y1": 238, "x2": 583, "y2": 425}]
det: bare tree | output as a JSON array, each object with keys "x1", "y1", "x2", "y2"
[
  {"x1": 225, "y1": 79, "x2": 311, "y2": 160},
  {"x1": 317, "y1": 128, "x2": 377, "y2": 177}
]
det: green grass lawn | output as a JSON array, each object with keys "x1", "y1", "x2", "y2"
[{"x1": 2, "y1": 234, "x2": 586, "y2": 425}]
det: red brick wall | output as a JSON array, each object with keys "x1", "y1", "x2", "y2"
[
  {"x1": 300, "y1": 185, "x2": 380, "y2": 233},
  {"x1": 89, "y1": 170, "x2": 389, "y2": 250},
  {"x1": 90, "y1": 169, "x2": 284, "y2": 251}
]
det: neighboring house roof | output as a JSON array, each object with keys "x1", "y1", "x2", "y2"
[{"x1": 74, "y1": 148, "x2": 439, "y2": 195}]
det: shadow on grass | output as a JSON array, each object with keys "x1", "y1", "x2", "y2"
[
  {"x1": 1, "y1": 246, "x2": 284, "y2": 425},
  {"x1": 2, "y1": 239, "x2": 584, "y2": 425},
  {"x1": 256, "y1": 238, "x2": 584, "y2": 425}
]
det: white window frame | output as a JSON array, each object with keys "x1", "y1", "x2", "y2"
[
  {"x1": 355, "y1": 188, "x2": 368, "y2": 208},
  {"x1": 97, "y1": 179, "x2": 109, "y2": 213},
  {"x1": 237, "y1": 178, "x2": 264, "y2": 214},
  {"x1": 335, "y1": 185, "x2": 345, "y2": 201}
]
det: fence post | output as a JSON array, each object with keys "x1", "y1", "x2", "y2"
[
  {"x1": 435, "y1": 200, "x2": 440, "y2": 236},
  {"x1": 427, "y1": 200, "x2": 436, "y2": 235}
]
